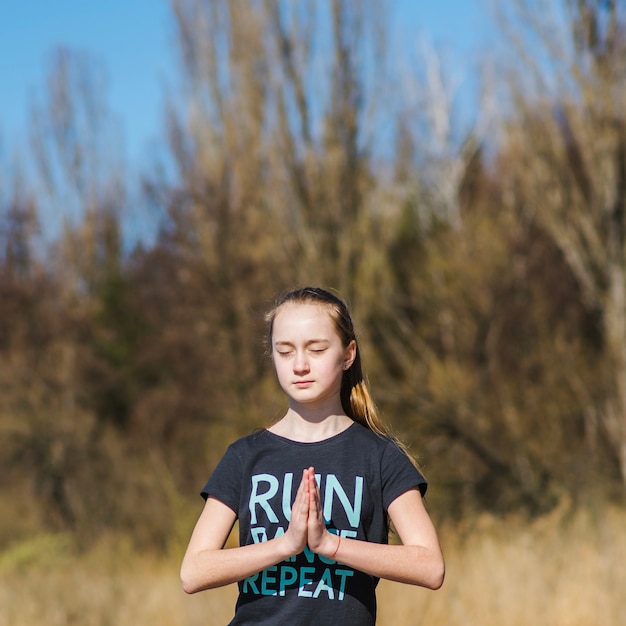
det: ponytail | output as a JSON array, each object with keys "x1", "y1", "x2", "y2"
[{"x1": 341, "y1": 349, "x2": 388, "y2": 435}]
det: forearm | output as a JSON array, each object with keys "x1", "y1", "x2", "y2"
[
  {"x1": 181, "y1": 535, "x2": 294, "y2": 594},
  {"x1": 320, "y1": 535, "x2": 445, "y2": 590}
]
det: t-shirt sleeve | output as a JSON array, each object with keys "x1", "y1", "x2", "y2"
[
  {"x1": 380, "y1": 440, "x2": 427, "y2": 510},
  {"x1": 200, "y1": 443, "x2": 243, "y2": 515}
]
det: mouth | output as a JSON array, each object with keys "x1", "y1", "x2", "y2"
[{"x1": 294, "y1": 380, "x2": 314, "y2": 388}]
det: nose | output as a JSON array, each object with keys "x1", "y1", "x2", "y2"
[{"x1": 293, "y1": 351, "x2": 310, "y2": 374}]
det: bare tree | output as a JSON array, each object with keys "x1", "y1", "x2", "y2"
[
  {"x1": 495, "y1": 0, "x2": 626, "y2": 485},
  {"x1": 165, "y1": 0, "x2": 391, "y2": 299},
  {"x1": 29, "y1": 47, "x2": 127, "y2": 296},
  {"x1": 0, "y1": 49, "x2": 147, "y2": 538}
]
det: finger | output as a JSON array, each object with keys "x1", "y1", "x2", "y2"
[
  {"x1": 298, "y1": 468, "x2": 310, "y2": 504},
  {"x1": 305, "y1": 466, "x2": 315, "y2": 488},
  {"x1": 310, "y1": 491, "x2": 324, "y2": 527},
  {"x1": 310, "y1": 471, "x2": 322, "y2": 513},
  {"x1": 291, "y1": 470, "x2": 308, "y2": 516},
  {"x1": 307, "y1": 474, "x2": 325, "y2": 529}
]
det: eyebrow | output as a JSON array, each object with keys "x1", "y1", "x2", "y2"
[{"x1": 273, "y1": 339, "x2": 330, "y2": 347}]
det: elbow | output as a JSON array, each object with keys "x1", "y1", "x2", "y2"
[
  {"x1": 428, "y1": 572, "x2": 445, "y2": 591},
  {"x1": 180, "y1": 563, "x2": 202, "y2": 595},
  {"x1": 181, "y1": 580, "x2": 198, "y2": 595},
  {"x1": 181, "y1": 574, "x2": 199, "y2": 595},
  {"x1": 426, "y1": 560, "x2": 445, "y2": 590},
  {"x1": 412, "y1": 548, "x2": 445, "y2": 590}
]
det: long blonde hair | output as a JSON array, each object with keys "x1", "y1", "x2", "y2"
[{"x1": 265, "y1": 287, "x2": 389, "y2": 436}]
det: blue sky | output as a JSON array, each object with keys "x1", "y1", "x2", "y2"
[
  {"x1": 1, "y1": 0, "x2": 174, "y2": 164},
  {"x1": 0, "y1": 1, "x2": 493, "y2": 166}
]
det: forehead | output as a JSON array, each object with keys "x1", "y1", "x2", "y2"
[{"x1": 272, "y1": 303, "x2": 336, "y2": 337}]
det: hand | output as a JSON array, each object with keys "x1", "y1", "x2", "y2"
[
  {"x1": 282, "y1": 468, "x2": 309, "y2": 556},
  {"x1": 305, "y1": 466, "x2": 339, "y2": 558}
]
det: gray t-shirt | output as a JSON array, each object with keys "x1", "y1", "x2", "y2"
[{"x1": 202, "y1": 422, "x2": 426, "y2": 625}]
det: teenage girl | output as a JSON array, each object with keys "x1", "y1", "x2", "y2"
[{"x1": 181, "y1": 287, "x2": 444, "y2": 624}]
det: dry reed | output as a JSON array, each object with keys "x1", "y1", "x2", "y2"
[{"x1": 1, "y1": 503, "x2": 625, "y2": 625}]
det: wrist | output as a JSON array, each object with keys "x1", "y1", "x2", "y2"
[
  {"x1": 276, "y1": 533, "x2": 302, "y2": 560},
  {"x1": 329, "y1": 534, "x2": 341, "y2": 560},
  {"x1": 319, "y1": 532, "x2": 341, "y2": 560}
]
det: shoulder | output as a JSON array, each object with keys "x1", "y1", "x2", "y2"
[
  {"x1": 224, "y1": 429, "x2": 273, "y2": 454},
  {"x1": 201, "y1": 431, "x2": 274, "y2": 501},
  {"x1": 342, "y1": 423, "x2": 417, "y2": 467},
  {"x1": 344, "y1": 423, "x2": 427, "y2": 499},
  {"x1": 209, "y1": 430, "x2": 274, "y2": 475},
  {"x1": 346, "y1": 422, "x2": 402, "y2": 453}
]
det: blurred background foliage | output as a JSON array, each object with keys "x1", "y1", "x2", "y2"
[{"x1": 2, "y1": 0, "x2": 626, "y2": 551}]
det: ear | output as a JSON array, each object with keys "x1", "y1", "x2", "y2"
[{"x1": 343, "y1": 340, "x2": 357, "y2": 370}]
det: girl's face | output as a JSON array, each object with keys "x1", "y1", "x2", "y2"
[{"x1": 271, "y1": 303, "x2": 356, "y2": 410}]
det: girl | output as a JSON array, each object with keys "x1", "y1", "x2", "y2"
[{"x1": 181, "y1": 287, "x2": 444, "y2": 624}]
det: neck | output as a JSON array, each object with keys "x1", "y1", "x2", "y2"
[{"x1": 269, "y1": 406, "x2": 353, "y2": 443}]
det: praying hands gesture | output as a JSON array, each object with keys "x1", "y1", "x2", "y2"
[{"x1": 283, "y1": 467, "x2": 341, "y2": 560}]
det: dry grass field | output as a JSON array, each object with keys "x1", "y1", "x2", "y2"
[{"x1": 1, "y1": 502, "x2": 625, "y2": 626}]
